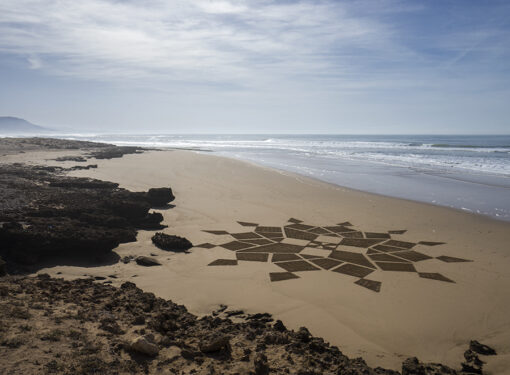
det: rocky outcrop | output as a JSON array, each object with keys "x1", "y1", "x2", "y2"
[
  {"x1": 146, "y1": 187, "x2": 175, "y2": 206},
  {"x1": 135, "y1": 256, "x2": 161, "y2": 267},
  {"x1": 0, "y1": 275, "x2": 486, "y2": 375},
  {"x1": 130, "y1": 335, "x2": 159, "y2": 356},
  {"x1": 0, "y1": 256, "x2": 6, "y2": 277},
  {"x1": 151, "y1": 232, "x2": 193, "y2": 252},
  {"x1": 87, "y1": 146, "x2": 146, "y2": 160},
  {"x1": 0, "y1": 163, "x2": 181, "y2": 273},
  {"x1": 402, "y1": 357, "x2": 457, "y2": 374}
]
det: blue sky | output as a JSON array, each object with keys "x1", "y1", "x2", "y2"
[{"x1": 0, "y1": 0, "x2": 509, "y2": 133}]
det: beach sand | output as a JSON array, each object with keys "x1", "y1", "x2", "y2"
[{"x1": 21, "y1": 149, "x2": 510, "y2": 372}]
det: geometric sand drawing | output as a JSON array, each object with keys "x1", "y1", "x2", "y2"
[{"x1": 195, "y1": 218, "x2": 472, "y2": 293}]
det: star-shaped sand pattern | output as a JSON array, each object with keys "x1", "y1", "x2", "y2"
[{"x1": 194, "y1": 219, "x2": 472, "y2": 293}]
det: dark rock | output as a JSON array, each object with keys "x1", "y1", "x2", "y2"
[
  {"x1": 297, "y1": 327, "x2": 311, "y2": 343},
  {"x1": 461, "y1": 361, "x2": 482, "y2": 374},
  {"x1": 464, "y1": 349, "x2": 484, "y2": 366},
  {"x1": 99, "y1": 317, "x2": 124, "y2": 334},
  {"x1": 225, "y1": 310, "x2": 244, "y2": 317},
  {"x1": 151, "y1": 232, "x2": 193, "y2": 252},
  {"x1": 2, "y1": 222, "x2": 22, "y2": 230},
  {"x1": 470, "y1": 340, "x2": 496, "y2": 356},
  {"x1": 132, "y1": 315, "x2": 145, "y2": 325},
  {"x1": 199, "y1": 336, "x2": 231, "y2": 353},
  {"x1": 130, "y1": 335, "x2": 159, "y2": 357},
  {"x1": 87, "y1": 146, "x2": 146, "y2": 160},
  {"x1": 0, "y1": 163, "x2": 192, "y2": 273},
  {"x1": 181, "y1": 349, "x2": 196, "y2": 360},
  {"x1": 48, "y1": 178, "x2": 118, "y2": 189},
  {"x1": 146, "y1": 187, "x2": 175, "y2": 206},
  {"x1": 135, "y1": 256, "x2": 161, "y2": 267},
  {"x1": 68, "y1": 164, "x2": 98, "y2": 171},
  {"x1": 0, "y1": 256, "x2": 6, "y2": 277},
  {"x1": 254, "y1": 352, "x2": 270, "y2": 375},
  {"x1": 273, "y1": 320, "x2": 287, "y2": 332},
  {"x1": 402, "y1": 357, "x2": 457, "y2": 375},
  {"x1": 55, "y1": 156, "x2": 87, "y2": 162}
]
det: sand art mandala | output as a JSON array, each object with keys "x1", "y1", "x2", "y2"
[{"x1": 195, "y1": 218, "x2": 472, "y2": 293}]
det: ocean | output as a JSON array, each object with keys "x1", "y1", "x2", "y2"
[{"x1": 53, "y1": 134, "x2": 510, "y2": 221}]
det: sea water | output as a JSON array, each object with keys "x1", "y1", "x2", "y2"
[{"x1": 51, "y1": 134, "x2": 510, "y2": 221}]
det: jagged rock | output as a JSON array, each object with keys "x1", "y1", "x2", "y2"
[
  {"x1": 48, "y1": 178, "x2": 119, "y2": 189},
  {"x1": 0, "y1": 275, "x2": 481, "y2": 375},
  {"x1": 199, "y1": 336, "x2": 231, "y2": 353},
  {"x1": 225, "y1": 310, "x2": 244, "y2": 317},
  {"x1": 254, "y1": 352, "x2": 270, "y2": 375},
  {"x1": 469, "y1": 340, "x2": 496, "y2": 356},
  {"x1": 130, "y1": 335, "x2": 159, "y2": 357},
  {"x1": 461, "y1": 361, "x2": 482, "y2": 374},
  {"x1": 139, "y1": 212, "x2": 166, "y2": 230},
  {"x1": 273, "y1": 320, "x2": 287, "y2": 332},
  {"x1": 55, "y1": 156, "x2": 87, "y2": 162},
  {"x1": 151, "y1": 232, "x2": 193, "y2": 252},
  {"x1": 402, "y1": 357, "x2": 457, "y2": 375},
  {"x1": 146, "y1": 187, "x2": 175, "y2": 206},
  {"x1": 2, "y1": 222, "x2": 22, "y2": 230},
  {"x1": 99, "y1": 317, "x2": 124, "y2": 334},
  {"x1": 0, "y1": 256, "x2": 6, "y2": 277},
  {"x1": 135, "y1": 256, "x2": 161, "y2": 267},
  {"x1": 88, "y1": 146, "x2": 146, "y2": 160},
  {"x1": 297, "y1": 327, "x2": 311, "y2": 343},
  {"x1": 0, "y1": 163, "x2": 191, "y2": 273},
  {"x1": 464, "y1": 349, "x2": 484, "y2": 366}
]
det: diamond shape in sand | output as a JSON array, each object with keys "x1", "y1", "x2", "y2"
[
  {"x1": 276, "y1": 260, "x2": 321, "y2": 272},
  {"x1": 237, "y1": 221, "x2": 258, "y2": 227},
  {"x1": 236, "y1": 253, "x2": 269, "y2": 262},
  {"x1": 419, "y1": 273, "x2": 455, "y2": 283},
  {"x1": 310, "y1": 258, "x2": 342, "y2": 270},
  {"x1": 220, "y1": 241, "x2": 255, "y2": 251},
  {"x1": 332, "y1": 264, "x2": 374, "y2": 278},
  {"x1": 272, "y1": 253, "x2": 301, "y2": 262},
  {"x1": 231, "y1": 232, "x2": 262, "y2": 240},
  {"x1": 394, "y1": 251, "x2": 432, "y2": 262},
  {"x1": 270, "y1": 272, "x2": 300, "y2": 282},
  {"x1": 355, "y1": 279, "x2": 382, "y2": 292},
  {"x1": 375, "y1": 262, "x2": 416, "y2": 272},
  {"x1": 368, "y1": 253, "x2": 410, "y2": 263},
  {"x1": 284, "y1": 227, "x2": 318, "y2": 241},
  {"x1": 329, "y1": 250, "x2": 375, "y2": 269},
  {"x1": 383, "y1": 240, "x2": 416, "y2": 249},
  {"x1": 208, "y1": 259, "x2": 238, "y2": 266}
]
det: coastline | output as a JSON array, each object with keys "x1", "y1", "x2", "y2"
[
  {"x1": 32, "y1": 148, "x2": 510, "y2": 371},
  {"x1": 2, "y1": 144, "x2": 509, "y2": 372}
]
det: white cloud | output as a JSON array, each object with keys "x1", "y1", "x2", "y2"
[
  {"x1": 0, "y1": 0, "x2": 402, "y2": 89},
  {"x1": 0, "y1": 0, "x2": 508, "y2": 96}
]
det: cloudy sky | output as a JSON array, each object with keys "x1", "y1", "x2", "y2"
[{"x1": 0, "y1": 0, "x2": 509, "y2": 133}]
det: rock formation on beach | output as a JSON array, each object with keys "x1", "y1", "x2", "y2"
[
  {"x1": 0, "y1": 275, "x2": 494, "y2": 374},
  {"x1": 0, "y1": 162, "x2": 174, "y2": 273}
]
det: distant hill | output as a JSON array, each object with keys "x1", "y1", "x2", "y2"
[{"x1": 0, "y1": 116, "x2": 50, "y2": 133}]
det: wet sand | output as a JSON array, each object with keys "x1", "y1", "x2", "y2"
[{"x1": 17, "y1": 148, "x2": 510, "y2": 372}]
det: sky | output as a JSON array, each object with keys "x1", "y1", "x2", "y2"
[{"x1": 0, "y1": 0, "x2": 509, "y2": 134}]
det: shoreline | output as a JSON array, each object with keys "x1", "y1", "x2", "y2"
[
  {"x1": 181, "y1": 148, "x2": 510, "y2": 226},
  {"x1": 2, "y1": 141, "x2": 510, "y2": 373}
]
